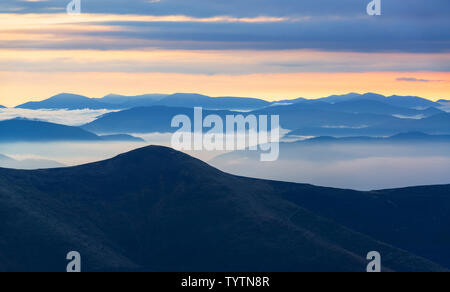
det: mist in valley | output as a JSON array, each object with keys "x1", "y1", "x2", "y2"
[
  {"x1": 0, "y1": 135, "x2": 449, "y2": 191},
  {"x1": 210, "y1": 142, "x2": 450, "y2": 191}
]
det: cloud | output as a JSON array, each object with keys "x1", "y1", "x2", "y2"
[
  {"x1": 0, "y1": 140, "x2": 147, "y2": 166},
  {"x1": 0, "y1": 108, "x2": 116, "y2": 126},
  {"x1": 397, "y1": 77, "x2": 445, "y2": 83},
  {"x1": 210, "y1": 143, "x2": 450, "y2": 190},
  {"x1": 4, "y1": 0, "x2": 450, "y2": 18},
  {"x1": 0, "y1": 0, "x2": 450, "y2": 53},
  {"x1": 2, "y1": 15, "x2": 450, "y2": 53},
  {"x1": 2, "y1": 49, "x2": 450, "y2": 75}
]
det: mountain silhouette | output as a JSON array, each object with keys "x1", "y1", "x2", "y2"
[
  {"x1": 0, "y1": 146, "x2": 447, "y2": 272},
  {"x1": 314, "y1": 93, "x2": 439, "y2": 108},
  {"x1": 288, "y1": 113, "x2": 450, "y2": 137},
  {"x1": 292, "y1": 132, "x2": 450, "y2": 144},
  {"x1": 266, "y1": 99, "x2": 442, "y2": 117},
  {"x1": 16, "y1": 93, "x2": 121, "y2": 110},
  {"x1": 316, "y1": 93, "x2": 363, "y2": 103},
  {"x1": 12, "y1": 93, "x2": 449, "y2": 138},
  {"x1": 14, "y1": 92, "x2": 442, "y2": 112},
  {"x1": 154, "y1": 93, "x2": 271, "y2": 110},
  {"x1": 0, "y1": 154, "x2": 65, "y2": 169},
  {"x1": 15, "y1": 93, "x2": 270, "y2": 111},
  {"x1": 386, "y1": 95, "x2": 439, "y2": 108},
  {"x1": 255, "y1": 104, "x2": 400, "y2": 130},
  {"x1": 99, "y1": 134, "x2": 145, "y2": 142},
  {"x1": 331, "y1": 99, "x2": 442, "y2": 117},
  {"x1": 83, "y1": 102, "x2": 449, "y2": 136},
  {"x1": 94, "y1": 94, "x2": 167, "y2": 108},
  {"x1": 0, "y1": 119, "x2": 143, "y2": 142},
  {"x1": 83, "y1": 104, "x2": 405, "y2": 135},
  {"x1": 0, "y1": 119, "x2": 101, "y2": 142},
  {"x1": 271, "y1": 97, "x2": 308, "y2": 104},
  {"x1": 82, "y1": 106, "x2": 237, "y2": 134},
  {"x1": 378, "y1": 113, "x2": 450, "y2": 135}
]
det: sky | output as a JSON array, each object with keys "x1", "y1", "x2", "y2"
[{"x1": 1, "y1": 0, "x2": 450, "y2": 106}]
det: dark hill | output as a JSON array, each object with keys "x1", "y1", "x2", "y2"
[{"x1": 0, "y1": 146, "x2": 447, "y2": 272}]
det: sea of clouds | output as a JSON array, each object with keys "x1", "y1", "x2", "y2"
[
  {"x1": 0, "y1": 108, "x2": 449, "y2": 190},
  {"x1": 0, "y1": 108, "x2": 117, "y2": 126}
]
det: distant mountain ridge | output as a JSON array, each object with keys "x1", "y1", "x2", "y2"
[
  {"x1": 311, "y1": 93, "x2": 439, "y2": 108},
  {"x1": 14, "y1": 92, "x2": 449, "y2": 137},
  {"x1": 82, "y1": 106, "x2": 239, "y2": 134},
  {"x1": 0, "y1": 146, "x2": 448, "y2": 272},
  {"x1": 82, "y1": 103, "x2": 450, "y2": 136},
  {"x1": 0, "y1": 119, "x2": 144, "y2": 142},
  {"x1": 213, "y1": 132, "x2": 450, "y2": 167},
  {"x1": 295, "y1": 132, "x2": 450, "y2": 144},
  {"x1": 0, "y1": 154, "x2": 65, "y2": 169},
  {"x1": 15, "y1": 93, "x2": 271, "y2": 111},
  {"x1": 16, "y1": 94, "x2": 122, "y2": 110},
  {"x1": 94, "y1": 94, "x2": 167, "y2": 108},
  {"x1": 263, "y1": 98, "x2": 442, "y2": 118},
  {"x1": 288, "y1": 112, "x2": 450, "y2": 137},
  {"x1": 0, "y1": 118, "x2": 101, "y2": 142},
  {"x1": 153, "y1": 93, "x2": 271, "y2": 110},
  {"x1": 14, "y1": 92, "x2": 442, "y2": 111}
]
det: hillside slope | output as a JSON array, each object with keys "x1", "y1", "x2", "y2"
[{"x1": 0, "y1": 146, "x2": 447, "y2": 272}]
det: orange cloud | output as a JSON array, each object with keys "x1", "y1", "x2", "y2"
[{"x1": 1, "y1": 13, "x2": 449, "y2": 106}]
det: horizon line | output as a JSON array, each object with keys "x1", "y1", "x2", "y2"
[{"x1": 3, "y1": 91, "x2": 448, "y2": 108}]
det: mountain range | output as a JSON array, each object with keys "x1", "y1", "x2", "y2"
[
  {"x1": 82, "y1": 104, "x2": 449, "y2": 136},
  {"x1": 314, "y1": 93, "x2": 440, "y2": 108},
  {"x1": 94, "y1": 94, "x2": 167, "y2": 108},
  {"x1": 153, "y1": 93, "x2": 271, "y2": 110},
  {"x1": 0, "y1": 146, "x2": 448, "y2": 272},
  {"x1": 296, "y1": 132, "x2": 450, "y2": 144},
  {"x1": 0, "y1": 154, "x2": 65, "y2": 169},
  {"x1": 15, "y1": 93, "x2": 271, "y2": 111},
  {"x1": 288, "y1": 112, "x2": 450, "y2": 137},
  {"x1": 8, "y1": 92, "x2": 450, "y2": 139},
  {"x1": 282, "y1": 99, "x2": 443, "y2": 117},
  {"x1": 14, "y1": 92, "x2": 448, "y2": 112},
  {"x1": 82, "y1": 106, "x2": 238, "y2": 134},
  {"x1": 0, "y1": 119, "x2": 144, "y2": 142},
  {"x1": 16, "y1": 94, "x2": 123, "y2": 110},
  {"x1": 212, "y1": 132, "x2": 450, "y2": 166}
]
